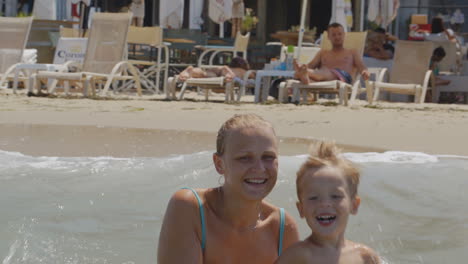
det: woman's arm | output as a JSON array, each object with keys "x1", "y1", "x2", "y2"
[
  {"x1": 281, "y1": 211, "x2": 300, "y2": 251},
  {"x1": 157, "y1": 189, "x2": 204, "y2": 264}
]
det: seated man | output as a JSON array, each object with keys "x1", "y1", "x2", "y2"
[
  {"x1": 294, "y1": 23, "x2": 370, "y2": 84},
  {"x1": 178, "y1": 57, "x2": 254, "y2": 84}
]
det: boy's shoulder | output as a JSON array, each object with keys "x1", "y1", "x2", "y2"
[
  {"x1": 275, "y1": 240, "x2": 320, "y2": 264},
  {"x1": 347, "y1": 241, "x2": 381, "y2": 264}
]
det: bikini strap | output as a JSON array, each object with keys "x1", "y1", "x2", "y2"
[
  {"x1": 278, "y1": 207, "x2": 285, "y2": 256},
  {"x1": 181, "y1": 187, "x2": 206, "y2": 250}
]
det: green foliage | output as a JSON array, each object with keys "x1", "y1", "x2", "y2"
[
  {"x1": 17, "y1": 12, "x2": 31, "y2": 17},
  {"x1": 241, "y1": 8, "x2": 258, "y2": 32}
]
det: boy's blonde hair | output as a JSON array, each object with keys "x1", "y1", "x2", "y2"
[
  {"x1": 296, "y1": 141, "x2": 360, "y2": 199},
  {"x1": 216, "y1": 114, "x2": 275, "y2": 155}
]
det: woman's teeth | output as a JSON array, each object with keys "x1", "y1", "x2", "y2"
[{"x1": 245, "y1": 179, "x2": 267, "y2": 184}]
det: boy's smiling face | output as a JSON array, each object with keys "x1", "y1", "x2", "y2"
[{"x1": 296, "y1": 166, "x2": 360, "y2": 239}]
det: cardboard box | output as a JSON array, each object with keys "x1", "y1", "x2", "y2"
[{"x1": 411, "y1": 14, "x2": 428, "y2": 25}]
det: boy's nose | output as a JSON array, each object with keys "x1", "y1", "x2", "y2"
[{"x1": 319, "y1": 198, "x2": 332, "y2": 207}]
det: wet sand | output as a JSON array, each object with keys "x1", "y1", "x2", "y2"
[
  {"x1": 0, "y1": 124, "x2": 384, "y2": 157},
  {"x1": 1, "y1": 92, "x2": 468, "y2": 156}
]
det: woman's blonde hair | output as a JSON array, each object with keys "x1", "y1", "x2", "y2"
[
  {"x1": 216, "y1": 114, "x2": 275, "y2": 155},
  {"x1": 296, "y1": 141, "x2": 360, "y2": 199}
]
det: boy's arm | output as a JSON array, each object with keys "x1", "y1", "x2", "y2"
[{"x1": 353, "y1": 49, "x2": 370, "y2": 80}]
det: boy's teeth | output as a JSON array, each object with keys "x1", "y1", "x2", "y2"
[
  {"x1": 316, "y1": 215, "x2": 336, "y2": 221},
  {"x1": 245, "y1": 179, "x2": 266, "y2": 184}
]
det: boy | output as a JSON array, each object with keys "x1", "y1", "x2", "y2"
[
  {"x1": 430, "y1": 46, "x2": 451, "y2": 86},
  {"x1": 276, "y1": 141, "x2": 381, "y2": 264}
]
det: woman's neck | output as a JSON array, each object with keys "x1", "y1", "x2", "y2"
[{"x1": 216, "y1": 187, "x2": 263, "y2": 230}]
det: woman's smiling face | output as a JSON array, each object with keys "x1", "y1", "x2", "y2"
[{"x1": 214, "y1": 126, "x2": 278, "y2": 201}]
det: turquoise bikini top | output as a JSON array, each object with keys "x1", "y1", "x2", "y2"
[{"x1": 182, "y1": 187, "x2": 286, "y2": 256}]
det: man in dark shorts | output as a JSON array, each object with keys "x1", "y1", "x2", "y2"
[{"x1": 294, "y1": 23, "x2": 370, "y2": 84}]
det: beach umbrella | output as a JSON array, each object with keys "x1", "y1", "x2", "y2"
[
  {"x1": 33, "y1": 0, "x2": 57, "y2": 19},
  {"x1": 160, "y1": 0, "x2": 184, "y2": 29},
  {"x1": 189, "y1": 0, "x2": 204, "y2": 29},
  {"x1": 208, "y1": 0, "x2": 233, "y2": 38},
  {"x1": 368, "y1": 0, "x2": 400, "y2": 28},
  {"x1": 329, "y1": 0, "x2": 352, "y2": 32}
]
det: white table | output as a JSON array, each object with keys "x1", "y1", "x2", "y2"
[
  {"x1": 254, "y1": 70, "x2": 295, "y2": 103},
  {"x1": 433, "y1": 75, "x2": 468, "y2": 104}
]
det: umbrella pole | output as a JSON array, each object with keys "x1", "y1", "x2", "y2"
[
  {"x1": 220, "y1": 22, "x2": 224, "y2": 38},
  {"x1": 297, "y1": 0, "x2": 308, "y2": 60},
  {"x1": 79, "y1": 1, "x2": 85, "y2": 37}
]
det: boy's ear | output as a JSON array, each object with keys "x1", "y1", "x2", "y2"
[
  {"x1": 296, "y1": 201, "x2": 305, "y2": 218},
  {"x1": 213, "y1": 153, "x2": 225, "y2": 174},
  {"x1": 351, "y1": 196, "x2": 361, "y2": 215}
]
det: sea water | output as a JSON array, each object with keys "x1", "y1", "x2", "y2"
[{"x1": 1, "y1": 149, "x2": 467, "y2": 264}]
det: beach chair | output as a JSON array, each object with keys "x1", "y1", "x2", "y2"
[
  {"x1": 278, "y1": 31, "x2": 369, "y2": 105},
  {"x1": 371, "y1": 40, "x2": 434, "y2": 104},
  {"x1": 126, "y1": 26, "x2": 169, "y2": 94},
  {"x1": 166, "y1": 31, "x2": 251, "y2": 102},
  {"x1": 275, "y1": 46, "x2": 321, "y2": 102},
  {"x1": 197, "y1": 31, "x2": 250, "y2": 66},
  {"x1": 32, "y1": 12, "x2": 141, "y2": 97},
  {"x1": 0, "y1": 16, "x2": 33, "y2": 90},
  {"x1": 167, "y1": 76, "x2": 236, "y2": 102},
  {"x1": 59, "y1": 27, "x2": 89, "y2": 38}
]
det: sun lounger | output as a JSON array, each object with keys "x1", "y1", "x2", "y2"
[
  {"x1": 0, "y1": 16, "x2": 33, "y2": 91},
  {"x1": 197, "y1": 31, "x2": 250, "y2": 67},
  {"x1": 165, "y1": 31, "x2": 252, "y2": 102},
  {"x1": 32, "y1": 12, "x2": 141, "y2": 97},
  {"x1": 127, "y1": 26, "x2": 169, "y2": 94},
  {"x1": 371, "y1": 40, "x2": 434, "y2": 104},
  {"x1": 278, "y1": 31, "x2": 370, "y2": 105}
]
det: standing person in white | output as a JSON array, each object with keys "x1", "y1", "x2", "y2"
[
  {"x1": 130, "y1": 0, "x2": 145, "y2": 27},
  {"x1": 231, "y1": 0, "x2": 244, "y2": 37}
]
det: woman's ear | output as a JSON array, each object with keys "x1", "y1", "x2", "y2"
[
  {"x1": 213, "y1": 153, "x2": 225, "y2": 175},
  {"x1": 351, "y1": 196, "x2": 361, "y2": 215}
]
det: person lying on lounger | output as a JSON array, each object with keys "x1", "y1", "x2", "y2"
[
  {"x1": 294, "y1": 23, "x2": 370, "y2": 84},
  {"x1": 178, "y1": 57, "x2": 255, "y2": 83}
]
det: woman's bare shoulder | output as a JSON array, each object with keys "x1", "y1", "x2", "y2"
[
  {"x1": 166, "y1": 188, "x2": 211, "y2": 214},
  {"x1": 262, "y1": 201, "x2": 300, "y2": 246}
]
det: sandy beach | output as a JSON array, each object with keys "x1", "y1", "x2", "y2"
[{"x1": 1, "y1": 90, "x2": 468, "y2": 156}]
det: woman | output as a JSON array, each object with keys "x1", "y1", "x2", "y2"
[
  {"x1": 158, "y1": 114, "x2": 299, "y2": 263},
  {"x1": 178, "y1": 57, "x2": 254, "y2": 83}
]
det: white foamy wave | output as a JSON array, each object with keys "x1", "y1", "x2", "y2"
[
  {"x1": 343, "y1": 151, "x2": 439, "y2": 164},
  {"x1": 286, "y1": 151, "x2": 442, "y2": 164},
  {"x1": 437, "y1": 154, "x2": 468, "y2": 160},
  {"x1": 0, "y1": 149, "x2": 212, "y2": 172}
]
